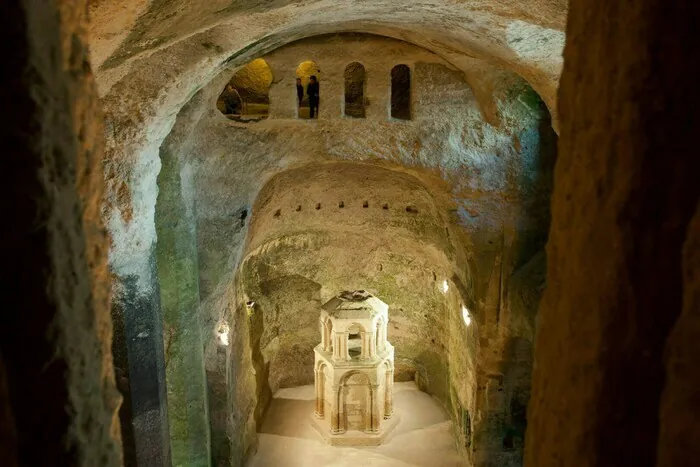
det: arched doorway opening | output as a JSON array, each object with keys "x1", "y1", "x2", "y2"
[
  {"x1": 217, "y1": 58, "x2": 273, "y2": 121},
  {"x1": 296, "y1": 60, "x2": 321, "y2": 119},
  {"x1": 340, "y1": 371, "x2": 371, "y2": 432},
  {"x1": 390, "y1": 64, "x2": 411, "y2": 120}
]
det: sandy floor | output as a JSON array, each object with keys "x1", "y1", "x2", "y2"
[{"x1": 248, "y1": 382, "x2": 465, "y2": 467}]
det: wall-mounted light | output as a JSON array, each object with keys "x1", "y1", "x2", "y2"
[
  {"x1": 218, "y1": 324, "x2": 230, "y2": 346},
  {"x1": 441, "y1": 279, "x2": 450, "y2": 294},
  {"x1": 461, "y1": 305, "x2": 472, "y2": 327},
  {"x1": 246, "y1": 300, "x2": 255, "y2": 308}
]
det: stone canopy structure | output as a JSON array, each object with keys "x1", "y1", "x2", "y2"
[{"x1": 313, "y1": 290, "x2": 397, "y2": 445}]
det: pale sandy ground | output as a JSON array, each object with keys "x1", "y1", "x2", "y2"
[{"x1": 248, "y1": 382, "x2": 465, "y2": 467}]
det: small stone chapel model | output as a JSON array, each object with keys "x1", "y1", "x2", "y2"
[{"x1": 313, "y1": 290, "x2": 398, "y2": 446}]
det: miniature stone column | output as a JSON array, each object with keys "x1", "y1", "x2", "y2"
[
  {"x1": 320, "y1": 319, "x2": 326, "y2": 350},
  {"x1": 333, "y1": 332, "x2": 342, "y2": 360},
  {"x1": 369, "y1": 331, "x2": 377, "y2": 358},
  {"x1": 324, "y1": 320, "x2": 333, "y2": 352},
  {"x1": 382, "y1": 320, "x2": 388, "y2": 348},
  {"x1": 370, "y1": 384, "x2": 381, "y2": 433},
  {"x1": 314, "y1": 368, "x2": 324, "y2": 418},
  {"x1": 331, "y1": 385, "x2": 344, "y2": 434},
  {"x1": 384, "y1": 368, "x2": 394, "y2": 419},
  {"x1": 360, "y1": 331, "x2": 368, "y2": 359},
  {"x1": 344, "y1": 331, "x2": 351, "y2": 360},
  {"x1": 365, "y1": 385, "x2": 374, "y2": 433}
]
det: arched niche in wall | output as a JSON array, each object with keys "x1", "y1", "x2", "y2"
[
  {"x1": 217, "y1": 58, "x2": 273, "y2": 121},
  {"x1": 296, "y1": 60, "x2": 321, "y2": 119},
  {"x1": 391, "y1": 64, "x2": 411, "y2": 120},
  {"x1": 344, "y1": 62, "x2": 366, "y2": 118},
  {"x1": 347, "y1": 323, "x2": 364, "y2": 358}
]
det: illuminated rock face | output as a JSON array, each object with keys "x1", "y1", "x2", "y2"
[{"x1": 313, "y1": 291, "x2": 397, "y2": 445}]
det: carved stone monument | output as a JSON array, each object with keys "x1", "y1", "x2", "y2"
[{"x1": 312, "y1": 290, "x2": 399, "y2": 446}]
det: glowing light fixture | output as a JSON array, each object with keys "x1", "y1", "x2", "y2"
[
  {"x1": 462, "y1": 305, "x2": 472, "y2": 327},
  {"x1": 441, "y1": 280, "x2": 449, "y2": 294},
  {"x1": 218, "y1": 324, "x2": 230, "y2": 346}
]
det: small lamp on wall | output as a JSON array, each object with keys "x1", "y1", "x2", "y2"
[
  {"x1": 461, "y1": 305, "x2": 472, "y2": 327},
  {"x1": 441, "y1": 279, "x2": 449, "y2": 294},
  {"x1": 217, "y1": 324, "x2": 230, "y2": 346}
]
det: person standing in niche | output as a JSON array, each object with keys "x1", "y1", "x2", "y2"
[
  {"x1": 296, "y1": 78, "x2": 304, "y2": 108},
  {"x1": 222, "y1": 84, "x2": 240, "y2": 115},
  {"x1": 307, "y1": 75, "x2": 320, "y2": 118}
]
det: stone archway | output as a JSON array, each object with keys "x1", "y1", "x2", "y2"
[{"x1": 340, "y1": 371, "x2": 372, "y2": 432}]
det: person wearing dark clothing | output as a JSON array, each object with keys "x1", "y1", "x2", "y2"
[
  {"x1": 222, "y1": 84, "x2": 240, "y2": 115},
  {"x1": 296, "y1": 78, "x2": 304, "y2": 107},
  {"x1": 307, "y1": 75, "x2": 320, "y2": 118}
]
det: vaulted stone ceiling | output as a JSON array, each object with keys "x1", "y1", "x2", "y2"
[{"x1": 92, "y1": 0, "x2": 567, "y2": 286}]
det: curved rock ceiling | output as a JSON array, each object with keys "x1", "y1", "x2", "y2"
[{"x1": 92, "y1": 2, "x2": 565, "y2": 465}]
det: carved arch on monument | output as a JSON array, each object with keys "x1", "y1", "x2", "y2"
[
  {"x1": 347, "y1": 322, "x2": 366, "y2": 359},
  {"x1": 339, "y1": 371, "x2": 372, "y2": 432}
]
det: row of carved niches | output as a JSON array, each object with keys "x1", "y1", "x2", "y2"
[
  {"x1": 273, "y1": 201, "x2": 419, "y2": 217},
  {"x1": 217, "y1": 59, "x2": 411, "y2": 121}
]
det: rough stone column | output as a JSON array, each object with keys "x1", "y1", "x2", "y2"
[
  {"x1": 156, "y1": 154, "x2": 210, "y2": 467},
  {"x1": 0, "y1": 0, "x2": 122, "y2": 464},
  {"x1": 365, "y1": 63, "x2": 391, "y2": 120},
  {"x1": 267, "y1": 61, "x2": 296, "y2": 119},
  {"x1": 319, "y1": 59, "x2": 342, "y2": 120},
  {"x1": 112, "y1": 270, "x2": 171, "y2": 467},
  {"x1": 524, "y1": 0, "x2": 700, "y2": 465},
  {"x1": 384, "y1": 369, "x2": 394, "y2": 419}
]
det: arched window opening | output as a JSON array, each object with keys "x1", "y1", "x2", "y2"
[
  {"x1": 391, "y1": 64, "x2": 411, "y2": 120},
  {"x1": 347, "y1": 324, "x2": 362, "y2": 358},
  {"x1": 296, "y1": 60, "x2": 321, "y2": 119},
  {"x1": 344, "y1": 62, "x2": 366, "y2": 118},
  {"x1": 217, "y1": 58, "x2": 272, "y2": 122}
]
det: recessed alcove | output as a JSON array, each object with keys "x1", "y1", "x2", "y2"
[{"x1": 217, "y1": 58, "x2": 273, "y2": 121}]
